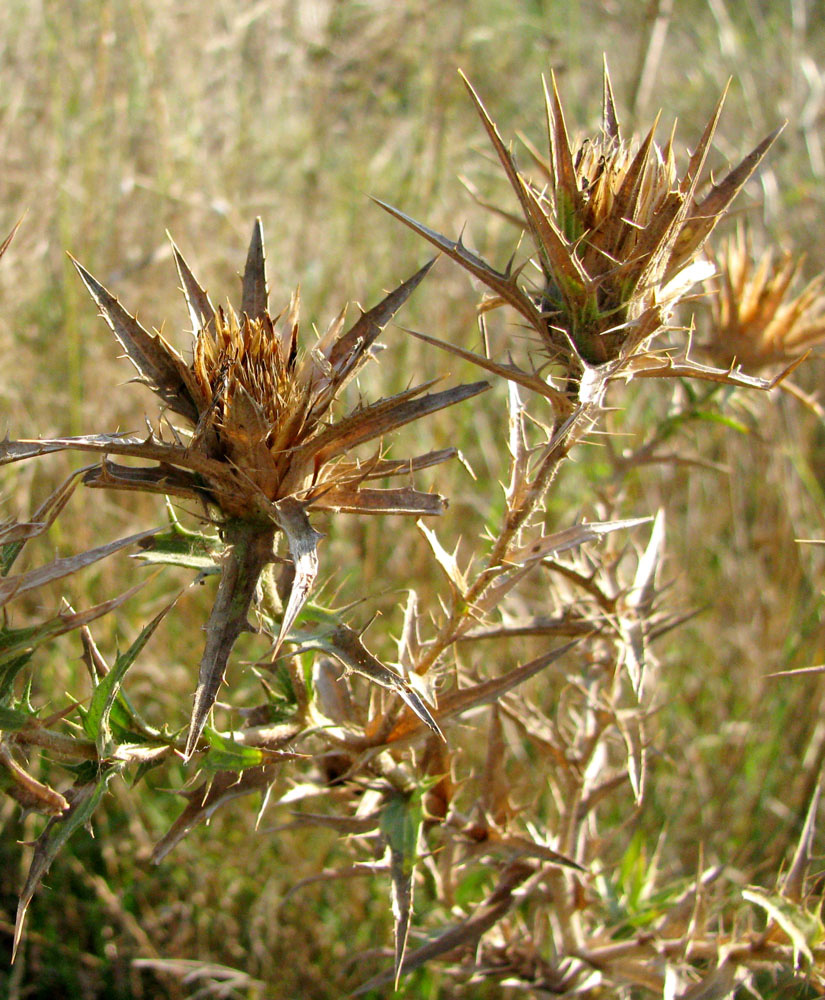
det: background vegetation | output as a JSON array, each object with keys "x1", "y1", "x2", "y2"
[{"x1": 3, "y1": 1, "x2": 825, "y2": 997}]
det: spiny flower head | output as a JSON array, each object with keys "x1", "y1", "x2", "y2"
[
  {"x1": 378, "y1": 65, "x2": 781, "y2": 389},
  {"x1": 66, "y1": 219, "x2": 487, "y2": 520},
  {"x1": 704, "y1": 228, "x2": 825, "y2": 371},
  {"x1": 1, "y1": 220, "x2": 486, "y2": 759}
]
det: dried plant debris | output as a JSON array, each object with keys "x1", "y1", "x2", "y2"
[{"x1": 378, "y1": 63, "x2": 782, "y2": 401}]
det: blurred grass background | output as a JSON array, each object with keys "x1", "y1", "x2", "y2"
[{"x1": 2, "y1": 1, "x2": 825, "y2": 997}]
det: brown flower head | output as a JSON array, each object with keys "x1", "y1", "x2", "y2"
[
  {"x1": 377, "y1": 65, "x2": 781, "y2": 398},
  {"x1": 704, "y1": 227, "x2": 825, "y2": 372},
  {"x1": 2, "y1": 220, "x2": 487, "y2": 756},
  {"x1": 67, "y1": 220, "x2": 486, "y2": 521}
]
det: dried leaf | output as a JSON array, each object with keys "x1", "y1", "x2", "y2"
[
  {"x1": 508, "y1": 517, "x2": 652, "y2": 569},
  {"x1": 327, "y1": 258, "x2": 435, "y2": 378},
  {"x1": 71, "y1": 257, "x2": 199, "y2": 423},
  {"x1": 152, "y1": 763, "x2": 281, "y2": 863},
  {"x1": 1, "y1": 468, "x2": 85, "y2": 575},
  {"x1": 402, "y1": 326, "x2": 572, "y2": 410},
  {"x1": 170, "y1": 237, "x2": 216, "y2": 336},
  {"x1": 82, "y1": 459, "x2": 204, "y2": 500},
  {"x1": 783, "y1": 777, "x2": 822, "y2": 903},
  {"x1": 294, "y1": 621, "x2": 443, "y2": 740},
  {"x1": 269, "y1": 498, "x2": 321, "y2": 657},
  {"x1": 308, "y1": 485, "x2": 446, "y2": 517},
  {"x1": 0, "y1": 527, "x2": 160, "y2": 609},
  {"x1": 418, "y1": 522, "x2": 468, "y2": 596},
  {"x1": 0, "y1": 743, "x2": 69, "y2": 816},
  {"x1": 303, "y1": 380, "x2": 489, "y2": 469},
  {"x1": 372, "y1": 198, "x2": 544, "y2": 331},
  {"x1": 384, "y1": 638, "x2": 579, "y2": 744},
  {"x1": 353, "y1": 861, "x2": 533, "y2": 994}
]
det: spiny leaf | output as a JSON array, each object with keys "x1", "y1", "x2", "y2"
[
  {"x1": 269, "y1": 498, "x2": 321, "y2": 658},
  {"x1": 71, "y1": 256, "x2": 199, "y2": 423},
  {"x1": 13, "y1": 766, "x2": 121, "y2": 962},
  {"x1": 84, "y1": 596, "x2": 177, "y2": 757},
  {"x1": 0, "y1": 217, "x2": 22, "y2": 260},
  {"x1": 0, "y1": 527, "x2": 160, "y2": 609},
  {"x1": 82, "y1": 459, "x2": 204, "y2": 500},
  {"x1": 372, "y1": 198, "x2": 544, "y2": 331},
  {"x1": 327, "y1": 258, "x2": 435, "y2": 377},
  {"x1": 354, "y1": 861, "x2": 533, "y2": 994},
  {"x1": 152, "y1": 763, "x2": 282, "y2": 863},
  {"x1": 783, "y1": 778, "x2": 821, "y2": 903},
  {"x1": 0, "y1": 578, "x2": 152, "y2": 669},
  {"x1": 1, "y1": 468, "x2": 84, "y2": 576},
  {"x1": 202, "y1": 727, "x2": 264, "y2": 773},
  {"x1": 301, "y1": 380, "x2": 489, "y2": 469},
  {"x1": 743, "y1": 887, "x2": 824, "y2": 969},
  {"x1": 384, "y1": 639, "x2": 580, "y2": 745},
  {"x1": 292, "y1": 621, "x2": 443, "y2": 740},
  {"x1": 673, "y1": 123, "x2": 785, "y2": 270},
  {"x1": 381, "y1": 791, "x2": 423, "y2": 988},
  {"x1": 0, "y1": 705, "x2": 33, "y2": 730},
  {"x1": 0, "y1": 743, "x2": 69, "y2": 816},
  {"x1": 601, "y1": 57, "x2": 620, "y2": 141},
  {"x1": 185, "y1": 523, "x2": 276, "y2": 760},
  {"x1": 402, "y1": 326, "x2": 573, "y2": 411},
  {"x1": 508, "y1": 516, "x2": 652, "y2": 569},
  {"x1": 0, "y1": 434, "x2": 244, "y2": 498},
  {"x1": 459, "y1": 70, "x2": 553, "y2": 277},
  {"x1": 307, "y1": 485, "x2": 447, "y2": 516},
  {"x1": 133, "y1": 517, "x2": 221, "y2": 573},
  {"x1": 170, "y1": 236, "x2": 216, "y2": 336}
]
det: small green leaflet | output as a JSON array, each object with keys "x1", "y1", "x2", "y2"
[
  {"x1": 84, "y1": 597, "x2": 178, "y2": 758},
  {"x1": 202, "y1": 727, "x2": 264, "y2": 773}
]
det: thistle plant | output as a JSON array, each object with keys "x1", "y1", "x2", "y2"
[{"x1": 3, "y1": 54, "x2": 825, "y2": 999}]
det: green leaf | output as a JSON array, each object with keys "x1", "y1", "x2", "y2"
[
  {"x1": 133, "y1": 500, "x2": 221, "y2": 572},
  {"x1": 0, "y1": 651, "x2": 33, "y2": 704},
  {"x1": 0, "y1": 704, "x2": 33, "y2": 731},
  {"x1": 202, "y1": 728, "x2": 264, "y2": 773},
  {"x1": 13, "y1": 764, "x2": 121, "y2": 961},
  {"x1": 84, "y1": 597, "x2": 177, "y2": 756},
  {"x1": 380, "y1": 791, "x2": 424, "y2": 988}
]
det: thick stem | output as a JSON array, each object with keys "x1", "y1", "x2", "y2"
[{"x1": 185, "y1": 519, "x2": 276, "y2": 759}]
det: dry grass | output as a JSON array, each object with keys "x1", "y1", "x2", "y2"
[{"x1": 3, "y1": 2, "x2": 825, "y2": 999}]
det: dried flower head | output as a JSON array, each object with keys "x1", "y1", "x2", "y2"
[
  {"x1": 2, "y1": 220, "x2": 487, "y2": 756},
  {"x1": 65, "y1": 221, "x2": 486, "y2": 522},
  {"x1": 703, "y1": 227, "x2": 825, "y2": 371},
  {"x1": 378, "y1": 65, "x2": 781, "y2": 394}
]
